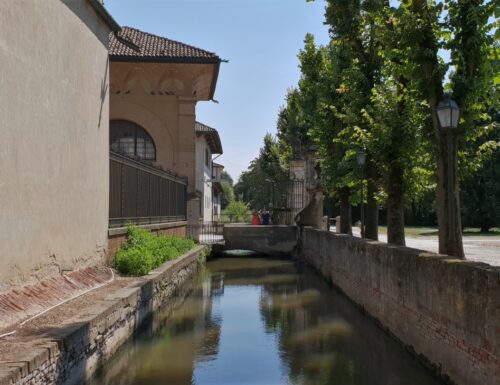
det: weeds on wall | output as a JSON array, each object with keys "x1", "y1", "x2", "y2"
[{"x1": 115, "y1": 224, "x2": 195, "y2": 276}]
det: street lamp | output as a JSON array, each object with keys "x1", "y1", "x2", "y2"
[
  {"x1": 436, "y1": 99, "x2": 460, "y2": 130},
  {"x1": 356, "y1": 150, "x2": 366, "y2": 238},
  {"x1": 435, "y1": 98, "x2": 463, "y2": 257}
]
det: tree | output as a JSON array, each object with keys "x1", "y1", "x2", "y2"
[
  {"x1": 462, "y1": 151, "x2": 500, "y2": 232},
  {"x1": 220, "y1": 170, "x2": 235, "y2": 210},
  {"x1": 221, "y1": 170, "x2": 233, "y2": 186},
  {"x1": 234, "y1": 134, "x2": 288, "y2": 210},
  {"x1": 220, "y1": 181, "x2": 235, "y2": 210},
  {"x1": 406, "y1": 0, "x2": 497, "y2": 257}
]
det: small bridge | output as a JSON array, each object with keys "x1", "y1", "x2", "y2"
[
  {"x1": 223, "y1": 225, "x2": 297, "y2": 255},
  {"x1": 189, "y1": 224, "x2": 298, "y2": 255}
]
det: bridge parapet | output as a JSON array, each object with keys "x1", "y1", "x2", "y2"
[{"x1": 223, "y1": 225, "x2": 297, "y2": 255}]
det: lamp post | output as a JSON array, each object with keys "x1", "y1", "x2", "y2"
[
  {"x1": 436, "y1": 99, "x2": 463, "y2": 258},
  {"x1": 356, "y1": 151, "x2": 366, "y2": 238}
]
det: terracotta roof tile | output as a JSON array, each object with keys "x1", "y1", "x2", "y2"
[
  {"x1": 109, "y1": 26, "x2": 220, "y2": 63},
  {"x1": 196, "y1": 122, "x2": 223, "y2": 154}
]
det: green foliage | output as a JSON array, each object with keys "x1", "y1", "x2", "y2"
[
  {"x1": 115, "y1": 225, "x2": 195, "y2": 276},
  {"x1": 461, "y1": 124, "x2": 500, "y2": 231},
  {"x1": 225, "y1": 200, "x2": 251, "y2": 222},
  {"x1": 220, "y1": 170, "x2": 234, "y2": 186},
  {"x1": 221, "y1": 180, "x2": 235, "y2": 209},
  {"x1": 276, "y1": 0, "x2": 499, "y2": 238},
  {"x1": 234, "y1": 133, "x2": 288, "y2": 209}
]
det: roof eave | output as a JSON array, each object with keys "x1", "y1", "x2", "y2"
[
  {"x1": 87, "y1": 0, "x2": 120, "y2": 32},
  {"x1": 109, "y1": 55, "x2": 221, "y2": 65},
  {"x1": 209, "y1": 60, "x2": 221, "y2": 100}
]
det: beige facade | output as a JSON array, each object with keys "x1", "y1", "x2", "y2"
[
  {"x1": 0, "y1": 0, "x2": 115, "y2": 291},
  {"x1": 109, "y1": 51, "x2": 220, "y2": 223}
]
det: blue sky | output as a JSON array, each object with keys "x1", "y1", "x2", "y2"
[{"x1": 105, "y1": 0, "x2": 330, "y2": 180}]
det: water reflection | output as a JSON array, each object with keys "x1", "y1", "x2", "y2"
[{"x1": 87, "y1": 257, "x2": 443, "y2": 385}]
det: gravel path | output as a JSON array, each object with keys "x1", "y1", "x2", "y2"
[{"x1": 348, "y1": 228, "x2": 500, "y2": 266}]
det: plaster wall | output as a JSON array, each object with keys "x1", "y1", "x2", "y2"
[
  {"x1": 195, "y1": 135, "x2": 213, "y2": 221},
  {"x1": 0, "y1": 0, "x2": 111, "y2": 292},
  {"x1": 301, "y1": 228, "x2": 500, "y2": 385},
  {"x1": 109, "y1": 63, "x2": 200, "y2": 223}
]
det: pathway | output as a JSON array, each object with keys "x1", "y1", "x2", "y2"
[{"x1": 348, "y1": 228, "x2": 500, "y2": 266}]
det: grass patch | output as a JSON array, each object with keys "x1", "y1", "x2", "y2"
[{"x1": 115, "y1": 224, "x2": 195, "y2": 276}]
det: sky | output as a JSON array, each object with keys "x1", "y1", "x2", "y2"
[{"x1": 104, "y1": 0, "x2": 330, "y2": 181}]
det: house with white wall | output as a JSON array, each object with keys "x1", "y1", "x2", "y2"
[
  {"x1": 212, "y1": 163, "x2": 225, "y2": 220},
  {"x1": 195, "y1": 122, "x2": 223, "y2": 222}
]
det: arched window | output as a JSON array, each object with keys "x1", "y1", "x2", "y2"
[{"x1": 110, "y1": 120, "x2": 156, "y2": 161}]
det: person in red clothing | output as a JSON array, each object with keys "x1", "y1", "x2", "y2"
[{"x1": 251, "y1": 210, "x2": 261, "y2": 225}]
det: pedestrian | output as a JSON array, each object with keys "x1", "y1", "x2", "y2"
[
  {"x1": 261, "y1": 207, "x2": 270, "y2": 225},
  {"x1": 252, "y1": 210, "x2": 261, "y2": 225}
]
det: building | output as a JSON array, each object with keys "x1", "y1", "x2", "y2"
[
  {"x1": 107, "y1": 27, "x2": 222, "y2": 251},
  {"x1": 0, "y1": 0, "x2": 119, "y2": 291},
  {"x1": 195, "y1": 122, "x2": 223, "y2": 222},
  {"x1": 0, "y1": 2, "x2": 224, "y2": 292},
  {"x1": 212, "y1": 163, "x2": 225, "y2": 220}
]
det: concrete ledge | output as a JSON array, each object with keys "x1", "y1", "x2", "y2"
[
  {"x1": 0, "y1": 245, "x2": 206, "y2": 385},
  {"x1": 223, "y1": 225, "x2": 297, "y2": 255},
  {"x1": 108, "y1": 221, "x2": 187, "y2": 236},
  {"x1": 300, "y1": 228, "x2": 500, "y2": 385}
]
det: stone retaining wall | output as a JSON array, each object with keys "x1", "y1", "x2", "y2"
[
  {"x1": 300, "y1": 228, "x2": 499, "y2": 385},
  {"x1": 0, "y1": 246, "x2": 205, "y2": 385}
]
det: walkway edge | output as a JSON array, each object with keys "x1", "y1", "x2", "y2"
[{"x1": 0, "y1": 245, "x2": 207, "y2": 385}]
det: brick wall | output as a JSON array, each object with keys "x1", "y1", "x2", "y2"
[{"x1": 300, "y1": 228, "x2": 500, "y2": 385}]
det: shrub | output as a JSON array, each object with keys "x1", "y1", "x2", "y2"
[
  {"x1": 115, "y1": 224, "x2": 195, "y2": 276},
  {"x1": 225, "y1": 200, "x2": 251, "y2": 222}
]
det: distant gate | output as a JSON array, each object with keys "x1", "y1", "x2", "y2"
[{"x1": 270, "y1": 179, "x2": 305, "y2": 225}]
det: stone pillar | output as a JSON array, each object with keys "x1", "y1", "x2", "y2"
[{"x1": 177, "y1": 97, "x2": 199, "y2": 224}]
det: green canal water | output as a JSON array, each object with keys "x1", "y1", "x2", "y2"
[{"x1": 87, "y1": 256, "x2": 443, "y2": 385}]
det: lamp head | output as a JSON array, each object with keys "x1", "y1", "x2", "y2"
[
  {"x1": 356, "y1": 151, "x2": 366, "y2": 166},
  {"x1": 436, "y1": 99, "x2": 460, "y2": 130}
]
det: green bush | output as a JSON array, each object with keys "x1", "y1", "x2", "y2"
[
  {"x1": 115, "y1": 225, "x2": 195, "y2": 276},
  {"x1": 225, "y1": 200, "x2": 251, "y2": 222}
]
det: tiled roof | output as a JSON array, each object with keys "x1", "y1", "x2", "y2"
[
  {"x1": 212, "y1": 162, "x2": 224, "y2": 169},
  {"x1": 109, "y1": 26, "x2": 220, "y2": 63},
  {"x1": 196, "y1": 122, "x2": 223, "y2": 154}
]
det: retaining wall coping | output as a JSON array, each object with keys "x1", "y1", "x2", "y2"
[
  {"x1": 0, "y1": 245, "x2": 206, "y2": 385},
  {"x1": 224, "y1": 224, "x2": 297, "y2": 228},
  {"x1": 108, "y1": 221, "x2": 188, "y2": 236},
  {"x1": 307, "y1": 228, "x2": 500, "y2": 271}
]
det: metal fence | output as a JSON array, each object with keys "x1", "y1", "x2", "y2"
[
  {"x1": 213, "y1": 213, "x2": 251, "y2": 224},
  {"x1": 109, "y1": 152, "x2": 187, "y2": 228},
  {"x1": 270, "y1": 179, "x2": 305, "y2": 225},
  {"x1": 187, "y1": 222, "x2": 225, "y2": 244}
]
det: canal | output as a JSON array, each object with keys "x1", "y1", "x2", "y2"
[{"x1": 87, "y1": 256, "x2": 443, "y2": 385}]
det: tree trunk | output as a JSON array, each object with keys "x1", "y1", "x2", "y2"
[
  {"x1": 365, "y1": 158, "x2": 379, "y2": 240},
  {"x1": 434, "y1": 116, "x2": 465, "y2": 258},
  {"x1": 386, "y1": 164, "x2": 406, "y2": 245},
  {"x1": 411, "y1": 0, "x2": 465, "y2": 259},
  {"x1": 339, "y1": 189, "x2": 352, "y2": 235}
]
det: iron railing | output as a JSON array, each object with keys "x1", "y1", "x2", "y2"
[
  {"x1": 109, "y1": 152, "x2": 187, "y2": 228},
  {"x1": 187, "y1": 222, "x2": 225, "y2": 244},
  {"x1": 270, "y1": 179, "x2": 305, "y2": 225}
]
